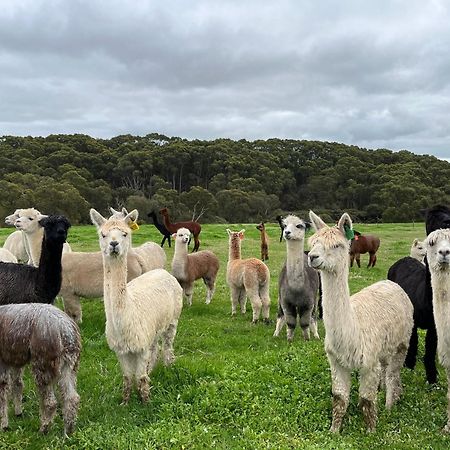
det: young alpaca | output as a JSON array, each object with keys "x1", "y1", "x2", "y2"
[
  {"x1": 256, "y1": 222, "x2": 269, "y2": 261},
  {"x1": 226, "y1": 229, "x2": 271, "y2": 324},
  {"x1": 160, "y1": 207, "x2": 202, "y2": 251},
  {"x1": 147, "y1": 210, "x2": 172, "y2": 248},
  {"x1": 410, "y1": 238, "x2": 426, "y2": 263},
  {"x1": 0, "y1": 216, "x2": 71, "y2": 305},
  {"x1": 0, "y1": 303, "x2": 80, "y2": 435},
  {"x1": 425, "y1": 228, "x2": 450, "y2": 433},
  {"x1": 90, "y1": 208, "x2": 183, "y2": 404},
  {"x1": 308, "y1": 211, "x2": 413, "y2": 433},
  {"x1": 171, "y1": 228, "x2": 220, "y2": 306},
  {"x1": 273, "y1": 215, "x2": 320, "y2": 342}
]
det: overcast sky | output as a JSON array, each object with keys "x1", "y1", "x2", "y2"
[{"x1": 1, "y1": 0, "x2": 450, "y2": 160}]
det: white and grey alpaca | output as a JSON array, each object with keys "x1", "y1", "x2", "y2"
[
  {"x1": 226, "y1": 229, "x2": 271, "y2": 323},
  {"x1": 90, "y1": 208, "x2": 183, "y2": 404},
  {"x1": 172, "y1": 227, "x2": 220, "y2": 306},
  {"x1": 410, "y1": 238, "x2": 426, "y2": 263},
  {"x1": 425, "y1": 228, "x2": 450, "y2": 432},
  {"x1": 273, "y1": 215, "x2": 320, "y2": 342},
  {"x1": 0, "y1": 303, "x2": 80, "y2": 435},
  {"x1": 308, "y1": 211, "x2": 413, "y2": 433}
]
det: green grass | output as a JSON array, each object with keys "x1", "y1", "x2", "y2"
[{"x1": 0, "y1": 221, "x2": 446, "y2": 449}]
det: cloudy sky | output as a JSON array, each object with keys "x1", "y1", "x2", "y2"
[{"x1": 1, "y1": 0, "x2": 450, "y2": 160}]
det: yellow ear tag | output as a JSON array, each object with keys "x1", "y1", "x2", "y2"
[{"x1": 129, "y1": 221, "x2": 139, "y2": 231}]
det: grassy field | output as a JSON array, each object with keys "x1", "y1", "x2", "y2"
[{"x1": 0, "y1": 220, "x2": 447, "y2": 449}]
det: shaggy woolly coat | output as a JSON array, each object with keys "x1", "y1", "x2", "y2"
[
  {"x1": 3, "y1": 230, "x2": 28, "y2": 263},
  {"x1": 0, "y1": 248, "x2": 17, "y2": 263}
]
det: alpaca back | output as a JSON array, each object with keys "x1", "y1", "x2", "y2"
[
  {"x1": 0, "y1": 262, "x2": 40, "y2": 304},
  {"x1": 227, "y1": 258, "x2": 270, "y2": 288}
]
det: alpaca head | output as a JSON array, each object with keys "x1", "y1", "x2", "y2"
[
  {"x1": 282, "y1": 215, "x2": 310, "y2": 242},
  {"x1": 256, "y1": 222, "x2": 265, "y2": 232},
  {"x1": 426, "y1": 229, "x2": 450, "y2": 272},
  {"x1": 175, "y1": 227, "x2": 190, "y2": 244},
  {"x1": 410, "y1": 238, "x2": 426, "y2": 261},
  {"x1": 307, "y1": 211, "x2": 351, "y2": 272},
  {"x1": 5, "y1": 209, "x2": 21, "y2": 226},
  {"x1": 425, "y1": 205, "x2": 450, "y2": 235},
  {"x1": 226, "y1": 229, "x2": 245, "y2": 250},
  {"x1": 14, "y1": 208, "x2": 47, "y2": 234},
  {"x1": 90, "y1": 208, "x2": 138, "y2": 258},
  {"x1": 159, "y1": 207, "x2": 169, "y2": 216},
  {"x1": 39, "y1": 215, "x2": 71, "y2": 245}
]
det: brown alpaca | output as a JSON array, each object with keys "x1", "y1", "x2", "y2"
[
  {"x1": 159, "y1": 207, "x2": 202, "y2": 252},
  {"x1": 226, "y1": 229, "x2": 271, "y2": 323},
  {"x1": 350, "y1": 234, "x2": 380, "y2": 268},
  {"x1": 256, "y1": 222, "x2": 269, "y2": 261}
]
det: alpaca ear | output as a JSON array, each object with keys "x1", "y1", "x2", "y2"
[
  {"x1": 337, "y1": 212, "x2": 352, "y2": 236},
  {"x1": 109, "y1": 207, "x2": 120, "y2": 216},
  {"x1": 226, "y1": 229, "x2": 232, "y2": 236},
  {"x1": 124, "y1": 209, "x2": 139, "y2": 225},
  {"x1": 239, "y1": 229, "x2": 245, "y2": 240},
  {"x1": 309, "y1": 211, "x2": 327, "y2": 231},
  {"x1": 90, "y1": 208, "x2": 106, "y2": 229},
  {"x1": 121, "y1": 207, "x2": 128, "y2": 215},
  {"x1": 172, "y1": 233, "x2": 177, "y2": 239},
  {"x1": 413, "y1": 238, "x2": 419, "y2": 245}
]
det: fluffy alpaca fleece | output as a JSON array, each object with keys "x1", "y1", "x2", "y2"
[
  {"x1": 273, "y1": 215, "x2": 320, "y2": 342},
  {"x1": 171, "y1": 228, "x2": 220, "y2": 306},
  {"x1": 308, "y1": 211, "x2": 413, "y2": 433},
  {"x1": 2, "y1": 231, "x2": 28, "y2": 263},
  {"x1": 90, "y1": 208, "x2": 183, "y2": 404},
  {"x1": 0, "y1": 216, "x2": 71, "y2": 306},
  {"x1": 226, "y1": 229, "x2": 271, "y2": 323},
  {"x1": 0, "y1": 248, "x2": 17, "y2": 263},
  {"x1": 256, "y1": 222, "x2": 269, "y2": 261},
  {"x1": 410, "y1": 238, "x2": 426, "y2": 263},
  {"x1": 0, "y1": 303, "x2": 80, "y2": 435},
  {"x1": 425, "y1": 228, "x2": 450, "y2": 432}
]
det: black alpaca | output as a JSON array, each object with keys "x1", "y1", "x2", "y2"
[
  {"x1": 0, "y1": 215, "x2": 71, "y2": 305},
  {"x1": 387, "y1": 204, "x2": 450, "y2": 384},
  {"x1": 276, "y1": 215, "x2": 285, "y2": 243},
  {"x1": 147, "y1": 210, "x2": 171, "y2": 248}
]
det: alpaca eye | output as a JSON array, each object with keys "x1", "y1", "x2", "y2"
[
  {"x1": 101, "y1": 233, "x2": 106, "y2": 238},
  {"x1": 29, "y1": 218, "x2": 33, "y2": 220},
  {"x1": 296, "y1": 224, "x2": 304, "y2": 229},
  {"x1": 122, "y1": 232, "x2": 128, "y2": 237}
]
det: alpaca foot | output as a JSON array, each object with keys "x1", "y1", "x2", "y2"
[
  {"x1": 39, "y1": 423, "x2": 51, "y2": 434},
  {"x1": 263, "y1": 318, "x2": 272, "y2": 325},
  {"x1": 251, "y1": 319, "x2": 258, "y2": 325},
  {"x1": 443, "y1": 423, "x2": 450, "y2": 434},
  {"x1": 360, "y1": 397, "x2": 377, "y2": 432}
]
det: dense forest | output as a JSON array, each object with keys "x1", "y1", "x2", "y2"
[{"x1": 0, "y1": 133, "x2": 449, "y2": 224}]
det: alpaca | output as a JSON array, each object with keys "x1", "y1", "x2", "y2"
[
  {"x1": 308, "y1": 211, "x2": 413, "y2": 432},
  {"x1": 14, "y1": 208, "x2": 46, "y2": 266},
  {"x1": 256, "y1": 222, "x2": 269, "y2": 261},
  {"x1": 425, "y1": 228, "x2": 450, "y2": 432},
  {"x1": 226, "y1": 229, "x2": 271, "y2": 324},
  {"x1": 0, "y1": 216, "x2": 71, "y2": 305},
  {"x1": 410, "y1": 238, "x2": 426, "y2": 263},
  {"x1": 349, "y1": 234, "x2": 380, "y2": 268},
  {"x1": 147, "y1": 210, "x2": 172, "y2": 248},
  {"x1": 171, "y1": 227, "x2": 219, "y2": 306},
  {"x1": 0, "y1": 248, "x2": 17, "y2": 263},
  {"x1": 276, "y1": 215, "x2": 285, "y2": 243},
  {"x1": 273, "y1": 215, "x2": 320, "y2": 342},
  {"x1": 160, "y1": 207, "x2": 201, "y2": 251},
  {"x1": 0, "y1": 303, "x2": 80, "y2": 435},
  {"x1": 90, "y1": 208, "x2": 183, "y2": 404}
]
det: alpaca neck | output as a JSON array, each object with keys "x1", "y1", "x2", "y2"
[
  {"x1": 228, "y1": 240, "x2": 241, "y2": 261},
  {"x1": 172, "y1": 240, "x2": 188, "y2": 275},
  {"x1": 286, "y1": 239, "x2": 305, "y2": 281},
  {"x1": 162, "y1": 214, "x2": 172, "y2": 231},
  {"x1": 103, "y1": 254, "x2": 129, "y2": 313},
  {"x1": 24, "y1": 227, "x2": 44, "y2": 266},
  {"x1": 36, "y1": 236, "x2": 64, "y2": 300}
]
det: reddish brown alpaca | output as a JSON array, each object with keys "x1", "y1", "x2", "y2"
[
  {"x1": 350, "y1": 234, "x2": 380, "y2": 268},
  {"x1": 159, "y1": 208, "x2": 202, "y2": 252},
  {"x1": 256, "y1": 222, "x2": 269, "y2": 261}
]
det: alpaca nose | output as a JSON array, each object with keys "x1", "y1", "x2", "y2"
[
  {"x1": 284, "y1": 230, "x2": 291, "y2": 237},
  {"x1": 110, "y1": 241, "x2": 119, "y2": 249},
  {"x1": 439, "y1": 248, "x2": 450, "y2": 257},
  {"x1": 309, "y1": 254, "x2": 319, "y2": 263}
]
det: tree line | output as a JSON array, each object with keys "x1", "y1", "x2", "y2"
[{"x1": 0, "y1": 133, "x2": 448, "y2": 224}]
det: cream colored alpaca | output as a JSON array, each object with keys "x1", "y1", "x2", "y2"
[
  {"x1": 172, "y1": 228, "x2": 220, "y2": 306},
  {"x1": 90, "y1": 208, "x2": 183, "y2": 404},
  {"x1": 226, "y1": 229, "x2": 270, "y2": 323},
  {"x1": 425, "y1": 228, "x2": 450, "y2": 433},
  {"x1": 308, "y1": 211, "x2": 413, "y2": 433},
  {"x1": 0, "y1": 248, "x2": 17, "y2": 263},
  {"x1": 2, "y1": 231, "x2": 28, "y2": 263},
  {"x1": 410, "y1": 238, "x2": 426, "y2": 263}
]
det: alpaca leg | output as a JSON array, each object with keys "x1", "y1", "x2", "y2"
[
  {"x1": 230, "y1": 286, "x2": 240, "y2": 316},
  {"x1": 424, "y1": 326, "x2": 438, "y2": 384},
  {"x1": 117, "y1": 354, "x2": 134, "y2": 405},
  {"x1": 184, "y1": 282, "x2": 194, "y2": 307},
  {"x1": 443, "y1": 368, "x2": 450, "y2": 433},
  {"x1": 359, "y1": 365, "x2": 381, "y2": 432},
  {"x1": 204, "y1": 277, "x2": 215, "y2": 304},
  {"x1": 350, "y1": 254, "x2": 355, "y2": 267},
  {"x1": 309, "y1": 318, "x2": 320, "y2": 340},
  {"x1": 58, "y1": 363, "x2": 80, "y2": 435},
  {"x1": 328, "y1": 356, "x2": 351, "y2": 433},
  {"x1": 0, "y1": 368, "x2": 9, "y2": 431},
  {"x1": 36, "y1": 382, "x2": 58, "y2": 434},
  {"x1": 10, "y1": 367, "x2": 24, "y2": 417},
  {"x1": 284, "y1": 304, "x2": 297, "y2": 343},
  {"x1": 162, "y1": 322, "x2": 178, "y2": 366},
  {"x1": 246, "y1": 288, "x2": 262, "y2": 323},
  {"x1": 385, "y1": 343, "x2": 408, "y2": 410},
  {"x1": 61, "y1": 292, "x2": 83, "y2": 323},
  {"x1": 147, "y1": 336, "x2": 160, "y2": 373},
  {"x1": 372, "y1": 254, "x2": 377, "y2": 267},
  {"x1": 135, "y1": 351, "x2": 151, "y2": 403},
  {"x1": 193, "y1": 236, "x2": 200, "y2": 252},
  {"x1": 160, "y1": 235, "x2": 166, "y2": 247},
  {"x1": 405, "y1": 326, "x2": 418, "y2": 369},
  {"x1": 238, "y1": 289, "x2": 247, "y2": 314},
  {"x1": 356, "y1": 254, "x2": 361, "y2": 268},
  {"x1": 299, "y1": 309, "x2": 313, "y2": 341},
  {"x1": 259, "y1": 282, "x2": 271, "y2": 323},
  {"x1": 273, "y1": 301, "x2": 285, "y2": 337}
]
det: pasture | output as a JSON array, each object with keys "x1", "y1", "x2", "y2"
[{"x1": 0, "y1": 221, "x2": 446, "y2": 449}]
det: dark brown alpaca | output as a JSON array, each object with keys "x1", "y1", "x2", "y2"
[
  {"x1": 350, "y1": 234, "x2": 380, "y2": 268},
  {"x1": 159, "y1": 207, "x2": 202, "y2": 252},
  {"x1": 256, "y1": 222, "x2": 269, "y2": 261}
]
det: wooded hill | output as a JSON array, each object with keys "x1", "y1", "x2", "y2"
[{"x1": 1, "y1": 133, "x2": 448, "y2": 224}]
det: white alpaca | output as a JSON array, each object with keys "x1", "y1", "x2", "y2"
[
  {"x1": 226, "y1": 229, "x2": 271, "y2": 323},
  {"x1": 0, "y1": 248, "x2": 17, "y2": 263},
  {"x1": 273, "y1": 215, "x2": 320, "y2": 342},
  {"x1": 172, "y1": 228, "x2": 220, "y2": 306},
  {"x1": 308, "y1": 211, "x2": 413, "y2": 433},
  {"x1": 410, "y1": 238, "x2": 426, "y2": 263},
  {"x1": 425, "y1": 228, "x2": 450, "y2": 432},
  {"x1": 90, "y1": 208, "x2": 183, "y2": 404},
  {"x1": 14, "y1": 208, "x2": 46, "y2": 266}
]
